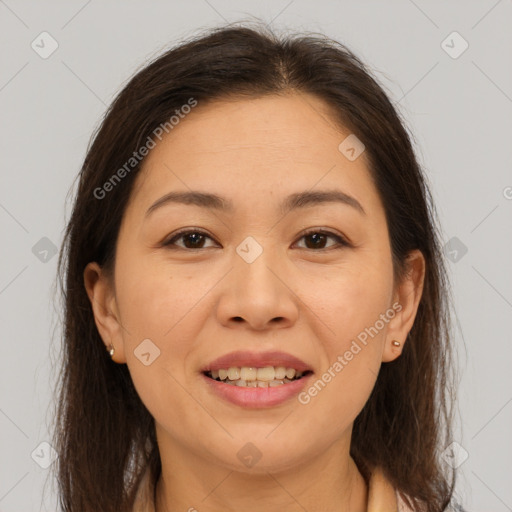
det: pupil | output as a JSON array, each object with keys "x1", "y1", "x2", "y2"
[
  {"x1": 307, "y1": 233, "x2": 325, "y2": 249},
  {"x1": 185, "y1": 233, "x2": 203, "y2": 248}
]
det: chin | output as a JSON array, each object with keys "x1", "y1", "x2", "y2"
[{"x1": 205, "y1": 437, "x2": 313, "y2": 475}]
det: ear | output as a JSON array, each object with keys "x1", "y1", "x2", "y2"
[
  {"x1": 83, "y1": 262, "x2": 127, "y2": 363},
  {"x1": 381, "y1": 249, "x2": 426, "y2": 363}
]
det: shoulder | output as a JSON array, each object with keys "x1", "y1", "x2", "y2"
[
  {"x1": 132, "y1": 466, "x2": 156, "y2": 512},
  {"x1": 397, "y1": 491, "x2": 469, "y2": 512},
  {"x1": 397, "y1": 492, "x2": 415, "y2": 511}
]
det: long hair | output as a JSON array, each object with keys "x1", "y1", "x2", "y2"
[{"x1": 52, "y1": 21, "x2": 457, "y2": 511}]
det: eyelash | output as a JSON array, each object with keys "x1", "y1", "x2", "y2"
[{"x1": 162, "y1": 228, "x2": 350, "y2": 251}]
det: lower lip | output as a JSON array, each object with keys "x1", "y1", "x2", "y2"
[{"x1": 201, "y1": 372, "x2": 313, "y2": 408}]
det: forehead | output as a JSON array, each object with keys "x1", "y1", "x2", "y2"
[{"x1": 127, "y1": 92, "x2": 380, "y2": 217}]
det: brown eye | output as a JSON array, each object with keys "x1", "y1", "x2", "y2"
[
  {"x1": 163, "y1": 230, "x2": 217, "y2": 250},
  {"x1": 162, "y1": 228, "x2": 349, "y2": 251},
  {"x1": 295, "y1": 230, "x2": 349, "y2": 250}
]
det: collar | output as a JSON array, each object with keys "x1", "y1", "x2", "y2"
[{"x1": 132, "y1": 465, "x2": 407, "y2": 512}]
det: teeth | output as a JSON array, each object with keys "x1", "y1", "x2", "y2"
[
  {"x1": 256, "y1": 366, "x2": 275, "y2": 381},
  {"x1": 274, "y1": 366, "x2": 286, "y2": 379},
  {"x1": 227, "y1": 367, "x2": 240, "y2": 380},
  {"x1": 225, "y1": 378, "x2": 295, "y2": 387},
  {"x1": 286, "y1": 368, "x2": 296, "y2": 379},
  {"x1": 240, "y1": 367, "x2": 258, "y2": 381},
  {"x1": 207, "y1": 365, "x2": 308, "y2": 385}
]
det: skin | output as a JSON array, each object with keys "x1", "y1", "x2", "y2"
[{"x1": 84, "y1": 91, "x2": 425, "y2": 512}]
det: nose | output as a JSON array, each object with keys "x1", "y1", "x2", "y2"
[{"x1": 215, "y1": 243, "x2": 300, "y2": 331}]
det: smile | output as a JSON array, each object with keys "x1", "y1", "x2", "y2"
[{"x1": 204, "y1": 366, "x2": 311, "y2": 387}]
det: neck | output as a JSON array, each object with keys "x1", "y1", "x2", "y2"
[{"x1": 154, "y1": 431, "x2": 368, "y2": 512}]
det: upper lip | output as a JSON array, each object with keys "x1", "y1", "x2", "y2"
[{"x1": 202, "y1": 350, "x2": 313, "y2": 373}]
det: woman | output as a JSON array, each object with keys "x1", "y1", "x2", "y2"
[{"x1": 52, "y1": 23, "x2": 460, "y2": 511}]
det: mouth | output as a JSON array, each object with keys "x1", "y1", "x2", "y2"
[
  {"x1": 200, "y1": 350, "x2": 314, "y2": 407},
  {"x1": 203, "y1": 366, "x2": 314, "y2": 388}
]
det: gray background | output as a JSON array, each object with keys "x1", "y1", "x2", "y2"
[{"x1": 1, "y1": 1, "x2": 511, "y2": 510}]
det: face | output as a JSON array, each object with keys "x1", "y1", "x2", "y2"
[{"x1": 85, "y1": 92, "x2": 424, "y2": 475}]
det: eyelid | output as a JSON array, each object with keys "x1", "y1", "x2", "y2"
[
  {"x1": 162, "y1": 227, "x2": 351, "y2": 250},
  {"x1": 162, "y1": 228, "x2": 217, "y2": 248},
  {"x1": 295, "y1": 228, "x2": 351, "y2": 249}
]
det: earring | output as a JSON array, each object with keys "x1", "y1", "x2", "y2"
[
  {"x1": 107, "y1": 343, "x2": 115, "y2": 358},
  {"x1": 391, "y1": 340, "x2": 401, "y2": 347}
]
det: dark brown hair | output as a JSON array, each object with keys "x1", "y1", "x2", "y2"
[{"x1": 52, "y1": 21, "x2": 457, "y2": 511}]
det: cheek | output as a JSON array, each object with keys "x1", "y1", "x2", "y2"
[
  {"x1": 297, "y1": 267, "x2": 393, "y2": 431},
  {"x1": 311, "y1": 259, "x2": 393, "y2": 347},
  {"x1": 113, "y1": 258, "x2": 207, "y2": 407},
  {"x1": 115, "y1": 262, "x2": 209, "y2": 426},
  {"x1": 301, "y1": 259, "x2": 394, "y2": 426},
  {"x1": 295, "y1": 354, "x2": 379, "y2": 449},
  {"x1": 115, "y1": 257, "x2": 210, "y2": 345}
]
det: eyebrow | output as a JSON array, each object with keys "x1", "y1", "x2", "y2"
[{"x1": 145, "y1": 189, "x2": 366, "y2": 218}]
